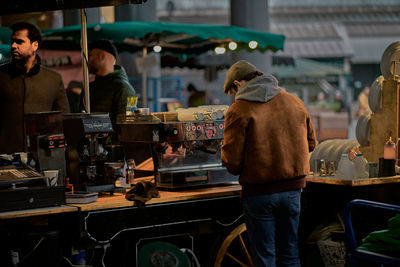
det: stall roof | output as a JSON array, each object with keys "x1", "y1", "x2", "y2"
[
  {"x1": 345, "y1": 23, "x2": 400, "y2": 37},
  {"x1": 268, "y1": 2, "x2": 400, "y2": 64},
  {"x1": 272, "y1": 23, "x2": 340, "y2": 40},
  {"x1": 350, "y1": 37, "x2": 400, "y2": 64},
  {"x1": 279, "y1": 40, "x2": 354, "y2": 58},
  {"x1": 271, "y1": 22, "x2": 354, "y2": 59},
  {"x1": 0, "y1": 0, "x2": 147, "y2": 15},
  {"x1": 272, "y1": 58, "x2": 344, "y2": 78},
  {"x1": 343, "y1": 23, "x2": 400, "y2": 63},
  {"x1": 270, "y1": 4, "x2": 400, "y2": 23}
]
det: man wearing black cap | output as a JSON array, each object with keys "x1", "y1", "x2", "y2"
[{"x1": 88, "y1": 39, "x2": 135, "y2": 124}]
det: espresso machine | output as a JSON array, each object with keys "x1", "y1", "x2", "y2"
[
  {"x1": 63, "y1": 113, "x2": 117, "y2": 193},
  {"x1": 25, "y1": 111, "x2": 67, "y2": 186},
  {"x1": 117, "y1": 114, "x2": 238, "y2": 190}
]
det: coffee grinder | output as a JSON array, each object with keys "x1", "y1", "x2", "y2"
[
  {"x1": 63, "y1": 113, "x2": 116, "y2": 193},
  {"x1": 25, "y1": 111, "x2": 67, "y2": 186}
]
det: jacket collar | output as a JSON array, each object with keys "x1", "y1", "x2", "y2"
[
  {"x1": 94, "y1": 65, "x2": 125, "y2": 81},
  {"x1": 9, "y1": 55, "x2": 41, "y2": 78}
]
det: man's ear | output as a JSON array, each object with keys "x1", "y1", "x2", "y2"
[
  {"x1": 32, "y1": 41, "x2": 38, "y2": 53},
  {"x1": 233, "y1": 80, "x2": 241, "y2": 87}
]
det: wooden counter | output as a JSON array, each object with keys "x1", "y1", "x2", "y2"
[
  {"x1": 0, "y1": 184, "x2": 241, "y2": 219},
  {"x1": 71, "y1": 184, "x2": 242, "y2": 212},
  {"x1": 0, "y1": 205, "x2": 78, "y2": 220},
  {"x1": 3, "y1": 175, "x2": 399, "y2": 219},
  {"x1": 72, "y1": 175, "x2": 400, "y2": 212},
  {"x1": 302, "y1": 174, "x2": 400, "y2": 252},
  {"x1": 306, "y1": 175, "x2": 400, "y2": 186}
]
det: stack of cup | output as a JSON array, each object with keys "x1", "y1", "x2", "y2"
[
  {"x1": 176, "y1": 108, "x2": 204, "y2": 121},
  {"x1": 176, "y1": 105, "x2": 230, "y2": 122}
]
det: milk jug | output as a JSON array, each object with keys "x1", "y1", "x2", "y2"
[{"x1": 336, "y1": 154, "x2": 355, "y2": 179}]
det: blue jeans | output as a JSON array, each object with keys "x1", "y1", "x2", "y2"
[{"x1": 242, "y1": 190, "x2": 301, "y2": 267}]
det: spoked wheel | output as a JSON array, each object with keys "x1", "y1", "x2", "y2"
[{"x1": 213, "y1": 223, "x2": 254, "y2": 267}]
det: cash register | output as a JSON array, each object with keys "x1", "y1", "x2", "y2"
[
  {"x1": 0, "y1": 111, "x2": 67, "y2": 212},
  {"x1": 0, "y1": 154, "x2": 65, "y2": 212}
]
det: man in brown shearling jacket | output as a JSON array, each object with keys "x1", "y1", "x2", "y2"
[
  {"x1": 0, "y1": 22, "x2": 69, "y2": 154},
  {"x1": 221, "y1": 60, "x2": 316, "y2": 267}
]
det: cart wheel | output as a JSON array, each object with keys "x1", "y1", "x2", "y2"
[{"x1": 213, "y1": 223, "x2": 254, "y2": 267}]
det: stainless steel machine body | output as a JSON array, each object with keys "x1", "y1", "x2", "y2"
[{"x1": 118, "y1": 115, "x2": 237, "y2": 190}]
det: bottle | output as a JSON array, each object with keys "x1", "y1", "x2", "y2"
[
  {"x1": 75, "y1": 249, "x2": 86, "y2": 265},
  {"x1": 65, "y1": 177, "x2": 74, "y2": 193},
  {"x1": 319, "y1": 159, "x2": 326, "y2": 176},
  {"x1": 335, "y1": 154, "x2": 355, "y2": 179},
  {"x1": 353, "y1": 153, "x2": 369, "y2": 179},
  {"x1": 384, "y1": 137, "x2": 396, "y2": 160},
  {"x1": 127, "y1": 159, "x2": 136, "y2": 185}
]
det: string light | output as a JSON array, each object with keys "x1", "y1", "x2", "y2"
[
  {"x1": 153, "y1": 45, "x2": 162, "y2": 53},
  {"x1": 214, "y1": 47, "x2": 226, "y2": 54},
  {"x1": 249, "y1": 41, "x2": 258, "y2": 49},
  {"x1": 228, "y1": 42, "x2": 237, "y2": 50},
  {"x1": 93, "y1": 25, "x2": 101, "y2": 31}
]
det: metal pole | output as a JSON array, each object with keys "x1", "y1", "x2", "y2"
[
  {"x1": 80, "y1": 8, "x2": 90, "y2": 113},
  {"x1": 142, "y1": 47, "x2": 147, "y2": 108}
]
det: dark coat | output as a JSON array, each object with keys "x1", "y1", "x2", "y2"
[
  {"x1": 89, "y1": 65, "x2": 135, "y2": 124},
  {"x1": 0, "y1": 60, "x2": 69, "y2": 153}
]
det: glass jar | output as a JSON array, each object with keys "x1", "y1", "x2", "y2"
[
  {"x1": 353, "y1": 153, "x2": 369, "y2": 179},
  {"x1": 384, "y1": 137, "x2": 396, "y2": 160}
]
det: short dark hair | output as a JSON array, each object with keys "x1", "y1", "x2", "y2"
[
  {"x1": 232, "y1": 71, "x2": 263, "y2": 90},
  {"x1": 241, "y1": 71, "x2": 264, "y2": 82},
  {"x1": 10, "y1": 22, "x2": 42, "y2": 49}
]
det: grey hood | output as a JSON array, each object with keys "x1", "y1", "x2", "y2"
[{"x1": 235, "y1": 74, "x2": 281, "y2": 103}]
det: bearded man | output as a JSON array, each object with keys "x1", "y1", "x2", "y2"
[{"x1": 0, "y1": 22, "x2": 69, "y2": 154}]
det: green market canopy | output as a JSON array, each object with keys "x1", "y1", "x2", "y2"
[{"x1": 41, "y1": 21, "x2": 285, "y2": 56}]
